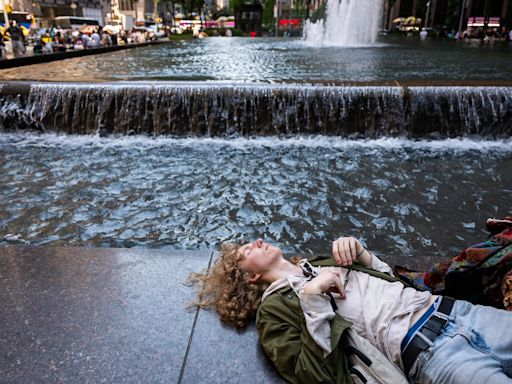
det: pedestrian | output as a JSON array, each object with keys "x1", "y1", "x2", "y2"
[
  {"x1": 41, "y1": 32, "x2": 53, "y2": 53},
  {"x1": 5, "y1": 20, "x2": 26, "y2": 57},
  {"x1": 0, "y1": 30, "x2": 5, "y2": 59},
  {"x1": 194, "y1": 236, "x2": 512, "y2": 383}
]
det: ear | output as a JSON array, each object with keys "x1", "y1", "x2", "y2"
[{"x1": 248, "y1": 273, "x2": 262, "y2": 283}]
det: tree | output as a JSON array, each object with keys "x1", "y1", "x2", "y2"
[
  {"x1": 262, "y1": 0, "x2": 274, "y2": 27},
  {"x1": 183, "y1": 0, "x2": 206, "y2": 16},
  {"x1": 229, "y1": 0, "x2": 246, "y2": 14}
]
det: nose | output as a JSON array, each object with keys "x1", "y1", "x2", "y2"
[{"x1": 254, "y1": 239, "x2": 264, "y2": 248}]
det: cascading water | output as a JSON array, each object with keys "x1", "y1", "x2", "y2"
[
  {"x1": 304, "y1": 0, "x2": 383, "y2": 46},
  {"x1": 1, "y1": 83, "x2": 511, "y2": 138}
]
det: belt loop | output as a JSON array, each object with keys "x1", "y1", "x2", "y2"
[
  {"x1": 416, "y1": 331, "x2": 435, "y2": 347},
  {"x1": 432, "y1": 311, "x2": 450, "y2": 321}
]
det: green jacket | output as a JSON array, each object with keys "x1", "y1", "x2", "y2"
[{"x1": 255, "y1": 257, "x2": 404, "y2": 384}]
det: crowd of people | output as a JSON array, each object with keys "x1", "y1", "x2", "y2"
[
  {"x1": 0, "y1": 21, "x2": 160, "y2": 59},
  {"x1": 408, "y1": 24, "x2": 512, "y2": 43}
]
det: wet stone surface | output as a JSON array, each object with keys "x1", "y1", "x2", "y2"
[
  {"x1": 0, "y1": 246, "x2": 309, "y2": 383},
  {"x1": 0, "y1": 246, "x2": 209, "y2": 383},
  {"x1": 0, "y1": 245, "x2": 446, "y2": 383}
]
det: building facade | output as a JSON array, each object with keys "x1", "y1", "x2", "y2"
[{"x1": 388, "y1": 0, "x2": 510, "y2": 30}]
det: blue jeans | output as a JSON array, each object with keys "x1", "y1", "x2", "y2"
[{"x1": 409, "y1": 300, "x2": 512, "y2": 384}]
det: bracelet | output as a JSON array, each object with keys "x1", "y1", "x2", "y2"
[{"x1": 356, "y1": 247, "x2": 366, "y2": 258}]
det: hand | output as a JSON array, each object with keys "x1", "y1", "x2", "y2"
[
  {"x1": 332, "y1": 237, "x2": 364, "y2": 266},
  {"x1": 303, "y1": 269, "x2": 346, "y2": 299}
]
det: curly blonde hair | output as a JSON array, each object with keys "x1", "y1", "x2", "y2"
[{"x1": 191, "y1": 242, "x2": 270, "y2": 329}]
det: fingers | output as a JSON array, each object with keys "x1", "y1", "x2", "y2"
[
  {"x1": 348, "y1": 238, "x2": 356, "y2": 262},
  {"x1": 332, "y1": 240, "x2": 341, "y2": 265},
  {"x1": 332, "y1": 237, "x2": 360, "y2": 266},
  {"x1": 328, "y1": 276, "x2": 346, "y2": 299},
  {"x1": 304, "y1": 269, "x2": 343, "y2": 296}
]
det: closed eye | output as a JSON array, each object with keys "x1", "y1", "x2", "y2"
[{"x1": 244, "y1": 243, "x2": 254, "y2": 258}]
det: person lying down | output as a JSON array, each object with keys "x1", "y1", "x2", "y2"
[{"x1": 193, "y1": 237, "x2": 512, "y2": 384}]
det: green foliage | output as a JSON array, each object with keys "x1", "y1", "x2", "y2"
[
  {"x1": 182, "y1": 0, "x2": 205, "y2": 14},
  {"x1": 204, "y1": 27, "x2": 244, "y2": 36},
  {"x1": 262, "y1": 0, "x2": 274, "y2": 27},
  {"x1": 505, "y1": 0, "x2": 512, "y2": 28},
  {"x1": 229, "y1": 0, "x2": 245, "y2": 13},
  {"x1": 444, "y1": 0, "x2": 461, "y2": 29},
  {"x1": 309, "y1": 2, "x2": 326, "y2": 22},
  {"x1": 291, "y1": 1, "x2": 308, "y2": 19}
]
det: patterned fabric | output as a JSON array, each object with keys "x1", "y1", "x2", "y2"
[
  {"x1": 395, "y1": 217, "x2": 512, "y2": 310},
  {"x1": 503, "y1": 270, "x2": 512, "y2": 311}
]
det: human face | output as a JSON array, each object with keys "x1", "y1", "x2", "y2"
[{"x1": 237, "y1": 239, "x2": 283, "y2": 276}]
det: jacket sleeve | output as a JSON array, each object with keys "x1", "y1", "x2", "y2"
[
  {"x1": 369, "y1": 253, "x2": 394, "y2": 276},
  {"x1": 256, "y1": 293, "x2": 351, "y2": 384}
]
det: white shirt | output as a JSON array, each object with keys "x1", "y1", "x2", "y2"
[{"x1": 262, "y1": 255, "x2": 432, "y2": 367}]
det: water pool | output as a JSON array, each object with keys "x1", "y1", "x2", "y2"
[
  {"x1": 1, "y1": 134, "x2": 510, "y2": 256},
  {"x1": 0, "y1": 37, "x2": 511, "y2": 82}
]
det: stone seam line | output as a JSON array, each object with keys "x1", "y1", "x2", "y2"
[{"x1": 177, "y1": 250, "x2": 215, "y2": 383}]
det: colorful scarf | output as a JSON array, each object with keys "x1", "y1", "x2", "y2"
[{"x1": 395, "y1": 217, "x2": 512, "y2": 310}]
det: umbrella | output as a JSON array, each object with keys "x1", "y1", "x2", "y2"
[
  {"x1": 79, "y1": 25, "x2": 97, "y2": 34},
  {"x1": 392, "y1": 17, "x2": 405, "y2": 24},
  {"x1": 404, "y1": 16, "x2": 415, "y2": 25}
]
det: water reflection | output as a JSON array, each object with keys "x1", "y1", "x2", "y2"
[
  {"x1": 1, "y1": 134, "x2": 510, "y2": 258},
  {"x1": 0, "y1": 37, "x2": 511, "y2": 82}
]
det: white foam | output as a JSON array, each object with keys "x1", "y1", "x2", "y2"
[{"x1": 1, "y1": 133, "x2": 512, "y2": 153}]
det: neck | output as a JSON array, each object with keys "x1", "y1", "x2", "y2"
[{"x1": 261, "y1": 258, "x2": 303, "y2": 284}]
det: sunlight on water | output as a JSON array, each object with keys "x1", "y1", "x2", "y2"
[{"x1": 0, "y1": 37, "x2": 511, "y2": 82}]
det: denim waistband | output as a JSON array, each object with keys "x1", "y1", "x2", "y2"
[{"x1": 401, "y1": 297, "x2": 441, "y2": 352}]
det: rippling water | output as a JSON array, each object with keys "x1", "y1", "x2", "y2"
[
  {"x1": 0, "y1": 37, "x2": 511, "y2": 82},
  {"x1": 1, "y1": 133, "x2": 510, "y2": 257}
]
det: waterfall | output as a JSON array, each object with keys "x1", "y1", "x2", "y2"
[
  {"x1": 0, "y1": 83, "x2": 511, "y2": 138},
  {"x1": 304, "y1": 0, "x2": 383, "y2": 46}
]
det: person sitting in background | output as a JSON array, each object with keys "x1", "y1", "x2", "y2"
[
  {"x1": 194, "y1": 236, "x2": 512, "y2": 384},
  {"x1": 100, "y1": 30, "x2": 112, "y2": 46},
  {"x1": 73, "y1": 35, "x2": 84, "y2": 50},
  {"x1": 90, "y1": 29, "x2": 100, "y2": 47},
  {"x1": 81, "y1": 32, "x2": 92, "y2": 49},
  {"x1": 53, "y1": 31, "x2": 66, "y2": 51}
]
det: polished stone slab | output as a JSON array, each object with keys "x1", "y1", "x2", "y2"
[
  {"x1": 182, "y1": 306, "x2": 285, "y2": 384},
  {"x1": 0, "y1": 245, "x2": 443, "y2": 383},
  {"x1": 0, "y1": 40, "x2": 168, "y2": 70},
  {"x1": 0, "y1": 245, "x2": 209, "y2": 383}
]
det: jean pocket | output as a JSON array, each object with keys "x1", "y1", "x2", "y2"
[{"x1": 455, "y1": 300, "x2": 472, "y2": 316}]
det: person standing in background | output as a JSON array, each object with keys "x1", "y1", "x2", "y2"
[{"x1": 5, "y1": 20, "x2": 26, "y2": 57}]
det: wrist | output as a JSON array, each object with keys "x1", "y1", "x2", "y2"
[
  {"x1": 303, "y1": 284, "x2": 323, "y2": 295},
  {"x1": 357, "y1": 247, "x2": 373, "y2": 267}
]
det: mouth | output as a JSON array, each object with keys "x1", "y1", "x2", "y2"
[{"x1": 265, "y1": 244, "x2": 269, "y2": 251}]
